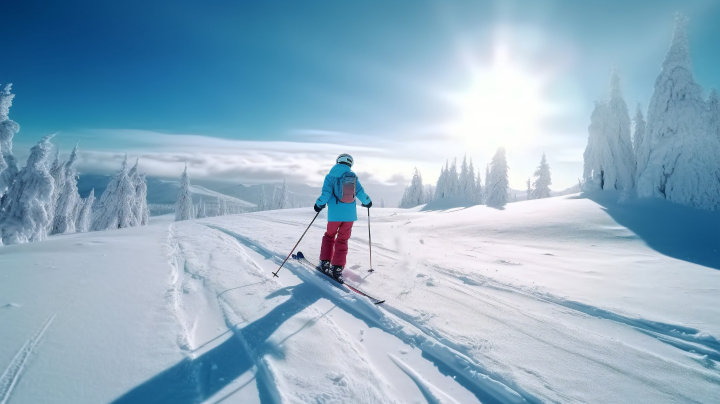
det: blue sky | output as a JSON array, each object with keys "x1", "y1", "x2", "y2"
[{"x1": 2, "y1": 0, "x2": 720, "y2": 193}]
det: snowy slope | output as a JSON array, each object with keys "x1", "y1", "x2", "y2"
[{"x1": 1, "y1": 193, "x2": 719, "y2": 403}]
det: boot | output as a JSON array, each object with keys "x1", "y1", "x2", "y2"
[
  {"x1": 319, "y1": 260, "x2": 331, "y2": 274},
  {"x1": 331, "y1": 265, "x2": 344, "y2": 283}
]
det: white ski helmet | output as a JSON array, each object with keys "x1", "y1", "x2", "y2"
[{"x1": 336, "y1": 153, "x2": 354, "y2": 167}]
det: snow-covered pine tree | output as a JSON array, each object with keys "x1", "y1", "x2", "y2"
[
  {"x1": 0, "y1": 135, "x2": 55, "y2": 245},
  {"x1": 52, "y1": 145, "x2": 81, "y2": 234},
  {"x1": 583, "y1": 70, "x2": 635, "y2": 190},
  {"x1": 425, "y1": 184, "x2": 435, "y2": 203},
  {"x1": 531, "y1": 153, "x2": 552, "y2": 199},
  {"x1": 127, "y1": 159, "x2": 149, "y2": 226},
  {"x1": 196, "y1": 199, "x2": 206, "y2": 218},
  {"x1": 636, "y1": 14, "x2": 720, "y2": 209},
  {"x1": 485, "y1": 148, "x2": 509, "y2": 208},
  {"x1": 276, "y1": 180, "x2": 288, "y2": 209},
  {"x1": 485, "y1": 164, "x2": 490, "y2": 191},
  {"x1": 459, "y1": 155, "x2": 469, "y2": 198},
  {"x1": 448, "y1": 158, "x2": 460, "y2": 198},
  {"x1": 48, "y1": 148, "x2": 65, "y2": 227},
  {"x1": 257, "y1": 186, "x2": 267, "y2": 211},
  {"x1": 632, "y1": 104, "x2": 646, "y2": 164},
  {"x1": 92, "y1": 156, "x2": 138, "y2": 230},
  {"x1": 219, "y1": 197, "x2": 228, "y2": 216},
  {"x1": 475, "y1": 169, "x2": 483, "y2": 204},
  {"x1": 0, "y1": 84, "x2": 20, "y2": 198},
  {"x1": 434, "y1": 163, "x2": 447, "y2": 200},
  {"x1": 174, "y1": 164, "x2": 193, "y2": 221},
  {"x1": 526, "y1": 178, "x2": 532, "y2": 200},
  {"x1": 76, "y1": 189, "x2": 95, "y2": 233},
  {"x1": 399, "y1": 168, "x2": 425, "y2": 208},
  {"x1": 270, "y1": 186, "x2": 279, "y2": 210},
  {"x1": 465, "y1": 158, "x2": 477, "y2": 201}
]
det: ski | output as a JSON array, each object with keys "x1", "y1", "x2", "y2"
[{"x1": 292, "y1": 251, "x2": 385, "y2": 305}]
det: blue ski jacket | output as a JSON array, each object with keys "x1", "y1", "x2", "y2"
[{"x1": 315, "y1": 164, "x2": 371, "y2": 222}]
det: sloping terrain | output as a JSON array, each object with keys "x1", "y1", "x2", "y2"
[{"x1": 1, "y1": 192, "x2": 719, "y2": 403}]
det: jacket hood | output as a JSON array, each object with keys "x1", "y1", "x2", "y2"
[{"x1": 328, "y1": 163, "x2": 351, "y2": 177}]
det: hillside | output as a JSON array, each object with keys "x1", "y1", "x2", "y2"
[{"x1": 1, "y1": 193, "x2": 719, "y2": 403}]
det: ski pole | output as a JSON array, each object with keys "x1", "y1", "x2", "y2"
[
  {"x1": 367, "y1": 207, "x2": 374, "y2": 272},
  {"x1": 272, "y1": 211, "x2": 320, "y2": 278}
]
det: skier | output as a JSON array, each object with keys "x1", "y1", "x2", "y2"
[{"x1": 313, "y1": 153, "x2": 372, "y2": 283}]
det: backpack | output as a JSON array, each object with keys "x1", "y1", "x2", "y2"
[{"x1": 333, "y1": 171, "x2": 357, "y2": 203}]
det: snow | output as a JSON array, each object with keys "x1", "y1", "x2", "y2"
[
  {"x1": 1, "y1": 193, "x2": 719, "y2": 403},
  {"x1": 583, "y1": 71, "x2": 635, "y2": 191},
  {"x1": 636, "y1": 14, "x2": 720, "y2": 210}
]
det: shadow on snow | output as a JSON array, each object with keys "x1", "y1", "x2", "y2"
[
  {"x1": 580, "y1": 190, "x2": 720, "y2": 270},
  {"x1": 110, "y1": 283, "x2": 321, "y2": 404}
]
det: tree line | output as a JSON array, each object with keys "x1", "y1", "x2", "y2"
[{"x1": 0, "y1": 85, "x2": 150, "y2": 246}]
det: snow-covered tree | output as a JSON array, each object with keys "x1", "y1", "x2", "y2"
[
  {"x1": 217, "y1": 196, "x2": 228, "y2": 216},
  {"x1": 0, "y1": 84, "x2": 20, "y2": 198},
  {"x1": 76, "y1": 189, "x2": 95, "y2": 233},
  {"x1": 0, "y1": 135, "x2": 55, "y2": 245},
  {"x1": 485, "y1": 148, "x2": 509, "y2": 208},
  {"x1": 258, "y1": 186, "x2": 268, "y2": 211},
  {"x1": 275, "y1": 180, "x2": 289, "y2": 209},
  {"x1": 632, "y1": 104, "x2": 646, "y2": 164},
  {"x1": 464, "y1": 158, "x2": 477, "y2": 200},
  {"x1": 636, "y1": 14, "x2": 720, "y2": 209},
  {"x1": 380, "y1": 198, "x2": 385, "y2": 208},
  {"x1": 531, "y1": 153, "x2": 552, "y2": 199},
  {"x1": 425, "y1": 184, "x2": 435, "y2": 203},
  {"x1": 434, "y1": 163, "x2": 447, "y2": 200},
  {"x1": 174, "y1": 164, "x2": 193, "y2": 221},
  {"x1": 128, "y1": 159, "x2": 149, "y2": 226},
  {"x1": 52, "y1": 145, "x2": 81, "y2": 234},
  {"x1": 196, "y1": 199, "x2": 206, "y2": 218},
  {"x1": 583, "y1": 70, "x2": 635, "y2": 190},
  {"x1": 526, "y1": 178, "x2": 532, "y2": 200},
  {"x1": 475, "y1": 169, "x2": 484, "y2": 204},
  {"x1": 447, "y1": 159, "x2": 459, "y2": 198},
  {"x1": 399, "y1": 168, "x2": 425, "y2": 208},
  {"x1": 48, "y1": 149, "x2": 66, "y2": 227},
  {"x1": 92, "y1": 156, "x2": 137, "y2": 231}
]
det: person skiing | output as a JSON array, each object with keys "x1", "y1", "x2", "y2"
[{"x1": 313, "y1": 153, "x2": 372, "y2": 283}]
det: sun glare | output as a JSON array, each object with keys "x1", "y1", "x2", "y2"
[{"x1": 452, "y1": 46, "x2": 547, "y2": 151}]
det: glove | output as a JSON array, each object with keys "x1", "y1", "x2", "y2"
[
  {"x1": 314, "y1": 204, "x2": 325, "y2": 213},
  {"x1": 362, "y1": 201, "x2": 372, "y2": 208}
]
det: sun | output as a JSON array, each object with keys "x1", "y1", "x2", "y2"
[{"x1": 451, "y1": 47, "x2": 547, "y2": 151}]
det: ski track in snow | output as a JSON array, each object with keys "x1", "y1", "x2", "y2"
[
  {"x1": 388, "y1": 354, "x2": 460, "y2": 404},
  {"x1": 0, "y1": 314, "x2": 56, "y2": 404},
  {"x1": 206, "y1": 224, "x2": 541, "y2": 404},
  {"x1": 430, "y1": 263, "x2": 720, "y2": 362}
]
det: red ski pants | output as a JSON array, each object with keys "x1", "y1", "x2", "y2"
[{"x1": 319, "y1": 221, "x2": 354, "y2": 267}]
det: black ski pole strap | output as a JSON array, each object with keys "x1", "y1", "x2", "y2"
[{"x1": 272, "y1": 211, "x2": 320, "y2": 278}]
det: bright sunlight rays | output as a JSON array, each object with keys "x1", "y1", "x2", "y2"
[{"x1": 451, "y1": 45, "x2": 549, "y2": 151}]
